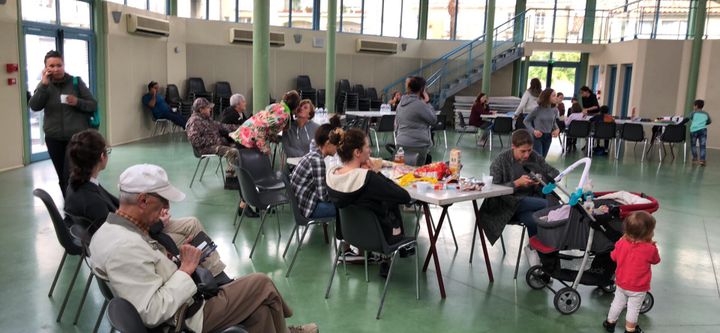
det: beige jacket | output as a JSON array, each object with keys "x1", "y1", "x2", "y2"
[{"x1": 89, "y1": 213, "x2": 203, "y2": 332}]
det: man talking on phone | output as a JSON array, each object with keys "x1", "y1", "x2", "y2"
[{"x1": 29, "y1": 50, "x2": 97, "y2": 197}]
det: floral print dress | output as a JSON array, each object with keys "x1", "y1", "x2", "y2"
[{"x1": 229, "y1": 102, "x2": 291, "y2": 154}]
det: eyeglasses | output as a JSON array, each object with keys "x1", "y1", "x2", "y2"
[
  {"x1": 146, "y1": 192, "x2": 169, "y2": 208},
  {"x1": 104, "y1": 147, "x2": 112, "y2": 156}
]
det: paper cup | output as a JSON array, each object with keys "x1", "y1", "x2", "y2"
[
  {"x1": 482, "y1": 175, "x2": 493, "y2": 189},
  {"x1": 60, "y1": 94, "x2": 69, "y2": 104}
]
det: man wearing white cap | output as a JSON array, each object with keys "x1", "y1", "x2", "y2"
[{"x1": 89, "y1": 164, "x2": 318, "y2": 333}]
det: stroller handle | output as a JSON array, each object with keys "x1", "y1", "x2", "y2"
[{"x1": 554, "y1": 157, "x2": 592, "y2": 192}]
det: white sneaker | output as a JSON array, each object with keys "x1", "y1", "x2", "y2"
[{"x1": 525, "y1": 244, "x2": 541, "y2": 267}]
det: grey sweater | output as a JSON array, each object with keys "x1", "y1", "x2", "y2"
[
  {"x1": 524, "y1": 106, "x2": 559, "y2": 134},
  {"x1": 281, "y1": 120, "x2": 319, "y2": 158},
  {"x1": 29, "y1": 73, "x2": 97, "y2": 140},
  {"x1": 394, "y1": 94, "x2": 437, "y2": 148}
]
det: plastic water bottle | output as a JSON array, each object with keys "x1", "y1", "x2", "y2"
[{"x1": 394, "y1": 147, "x2": 405, "y2": 164}]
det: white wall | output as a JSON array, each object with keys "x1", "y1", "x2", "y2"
[{"x1": 0, "y1": 1, "x2": 24, "y2": 171}]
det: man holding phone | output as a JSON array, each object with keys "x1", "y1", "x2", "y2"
[
  {"x1": 29, "y1": 50, "x2": 97, "y2": 196},
  {"x1": 142, "y1": 81, "x2": 187, "y2": 129}
]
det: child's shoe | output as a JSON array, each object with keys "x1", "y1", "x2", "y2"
[
  {"x1": 699, "y1": 160, "x2": 706, "y2": 166},
  {"x1": 602, "y1": 320, "x2": 616, "y2": 332},
  {"x1": 624, "y1": 325, "x2": 643, "y2": 333}
]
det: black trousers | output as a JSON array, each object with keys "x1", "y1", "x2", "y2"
[{"x1": 45, "y1": 137, "x2": 70, "y2": 197}]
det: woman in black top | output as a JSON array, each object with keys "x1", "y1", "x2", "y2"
[
  {"x1": 580, "y1": 86, "x2": 600, "y2": 116},
  {"x1": 221, "y1": 93, "x2": 249, "y2": 125}
]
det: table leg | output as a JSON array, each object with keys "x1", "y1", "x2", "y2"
[
  {"x1": 472, "y1": 200, "x2": 494, "y2": 283},
  {"x1": 421, "y1": 203, "x2": 447, "y2": 298}
]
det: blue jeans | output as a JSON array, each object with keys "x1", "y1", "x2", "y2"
[
  {"x1": 532, "y1": 133, "x2": 552, "y2": 158},
  {"x1": 155, "y1": 110, "x2": 187, "y2": 129},
  {"x1": 310, "y1": 201, "x2": 336, "y2": 219},
  {"x1": 512, "y1": 196, "x2": 549, "y2": 236},
  {"x1": 691, "y1": 128, "x2": 707, "y2": 161}
]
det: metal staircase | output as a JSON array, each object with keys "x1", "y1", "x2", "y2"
[{"x1": 382, "y1": 13, "x2": 526, "y2": 109}]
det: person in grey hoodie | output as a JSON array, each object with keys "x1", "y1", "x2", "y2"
[
  {"x1": 394, "y1": 76, "x2": 437, "y2": 166},
  {"x1": 29, "y1": 50, "x2": 97, "y2": 196},
  {"x1": 282, "y1": 99, "x2": 320, "y2": 158},
  {"x1": 523, "y1": 88, "x2": 560, "y2": 158}
]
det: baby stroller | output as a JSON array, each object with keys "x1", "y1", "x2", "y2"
[{"x1": 523, "y1": 158, "x2": 660, "y2": 315}]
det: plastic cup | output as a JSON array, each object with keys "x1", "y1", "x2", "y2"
[{"x1": 482, "y1": 175, "x2": 493, "y2": 189}]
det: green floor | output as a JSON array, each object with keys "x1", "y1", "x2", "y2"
[{"x1": 2, "y1": 132, "x2": 719, "y2": 332}]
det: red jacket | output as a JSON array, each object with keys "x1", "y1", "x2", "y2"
[{"x1": 611, "y1": 237, "x2": 660, "y2": 292}]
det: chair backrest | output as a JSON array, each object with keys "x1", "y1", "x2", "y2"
[
  {"x1": 621, "y1": 123, "x2": 645, "y2": 142},
  {"x1": 593, "y1": 122, "x2": 617, "y2": 139},
  {"x1": 234, "y1": 164, "x2": 264, "y2": 209},
  {"x1": 661, "y1": 124, "x2": 686, "y2": 143},
  {"x1": 165, "y1": 84, "x2": 182, "y2": 104},
  {"x1": 353, "y1": 84, "x2": 367, "y2": 97},
  {"x1": 69, "y1": 224, "x2": 92, "y2": 255},
  {"x1": 338, "y1": 205, "x2": 388, "y2": 254},
  {"x1": 33, "y1": 188, "x2": 83, "y2": 256},
  {"x1": 556, "y1": 119, "x2": 566, "y2": 133},
  {"x1": 190, "y1": 142, "x2": 203, "y2": 159},
  {"x1": 432, "y1": 114, "x2": 447, "y2": 131},
  {"x1": 338, "y1": 79, "x2": 351, "y2": 93},
  {"x1": 567, "y1": 120, "x2": 591, "y2": 138},
  {"x1": 456, "y1": 112, "x2": 467, "y2": 128},
  {"x1": 493, "y1": 117, "x2": 514, "y2": 134},
  {"x1": 282, "y1": 171, "x2": 312, "y2": 226},
  {"x1": 187, "y1": 77, "x2": 208, "y2": 96},
  {"x1": 214, "y1": 81, "x2": 232, "y2": 98},
  {"x1": 296, "y1": 75, "x2": 314, "y2": 91},
  {"x1": 238, "y1": 148, "x2": 274, "y2": 180},
  {"x1": 107, "y1": 298, "x2": 149, "y2": 333},
  {"x1": 403, "y1": 151, "x2": 421, "y2": 167},
  {"x1": 366, "y1": 87, "x2": 379, "y2": 101},
  {"x1": 377, "y1": 114, "x2": 395, "y2": 132}
]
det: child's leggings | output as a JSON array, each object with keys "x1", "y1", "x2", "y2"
[{"x1": 607, "y1": 286, "x2": 647, "y2": 324}]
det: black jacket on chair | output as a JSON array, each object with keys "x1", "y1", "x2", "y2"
[{"x1": 64, "y1": 181, "x2": 118, "y2": 234}]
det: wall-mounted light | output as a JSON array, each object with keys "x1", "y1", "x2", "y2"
[
  {"x1": 111, "y1": 10, "x2": 122, "y2": 24},
  {"x1": 401, "y1": 43, "x2": 407, "y2": 52},
  {"x1": 293, "y1": 34, "x2": 302, "y2": 44},
  {"x1": 174, "y1": 46, "x2": 181, "y2": 54}
]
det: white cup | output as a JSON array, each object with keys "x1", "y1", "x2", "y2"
[
  {"x1": 60, "y1": 94, "x2": 69, "y2": 104},
  {"x1": 482, "y1": 175, "x2": 493, "y2": 189}
]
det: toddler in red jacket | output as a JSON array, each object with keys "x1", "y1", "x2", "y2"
[{"x1": 603, "y1": 211, "x2": 660, "y2": 333}]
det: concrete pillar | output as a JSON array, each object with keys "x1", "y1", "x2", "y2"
[
  {"x1": 418, "y1": 0, "x2": 429, "y2": 40},
  {"x1": 685, "y1": 0, "x2": 707, "y2": 114},
  {"x1": 577, "y1": 0, "x2": 597, "y2": 97},
  {"x1": 252, "y1": 0, "x2": 269, "y2": 113},
  {"x1": 325, "y1": 0, "x2": 337, "y2": 113}
]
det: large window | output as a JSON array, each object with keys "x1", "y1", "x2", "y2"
[
  {"x1": 178, "y1": 0, "x2": 207, "y2": 19},
  {"x1": 291, "y1": 0, "x2": 315, "y2": 29},
  {"x1": 238, "y1": 0, "x2": 253, "y2": 23},
  {"x1": 60, "y1": 0, "x2": 92, "y2": 29},
  {"x1": 382, "y1": 0, "x2": 402, "y2": 37},
  {"x1": 341, "y1": 0, "x2": 363, "y2": 33},
  {"x1": 363, "y1": 0, "x2": 383, "y2": 35},
  {"x1": 455, "y1": 0, "x2": 485, "y2": 40},
  {"x1": 209, "y1": 0, "x2": 237, "y2": 22},
  {"x1": 401, "y1": 0, "x2": 420, "y2": 38},
  {"x1": 269, "y1": 0, "x2": 290, "y2": 27},
  {"x1": 427, "y1": 0, "x2": 453, "y2": 39},
  {"x1": 108, "y1": 0, "x2": 167, "y2": 15}
]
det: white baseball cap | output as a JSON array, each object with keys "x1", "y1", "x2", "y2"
[{"x1": 118, "y1": 164, "x2": 185, "y2": 202}]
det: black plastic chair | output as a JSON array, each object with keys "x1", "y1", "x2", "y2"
[
  {"x1": 166, "y1": 84, "x2": 192, "y2": 118},
  {"x1": 366, "y1": 87, "x2": 383, "y2": 110},
  {"x1": 297, "y1": 75, "x2": 317, "y2": 105},
  {"x1": 317, "y1": 89, "x2": 326, "y2": 108},
  {"x1": 566, "y1": 120, "x2": 592, "y2": 157},
  {"x1": 354, "y1": 84, "x2": 371, "y2": 111},
  {"x1": 370, "y1": 115, "x2": 395, "y2": 153},
  {"x1": 33, "y1": 188, "x2": 85, "y2": 323},
  {"x1": 325, "y1": 205, "x2": 419, "y2": 319},
  {"x1": 616, "y1": 123, "x2": 648, "y2": 161},
  {"x1": 591, "y1": 122, "x2": 617, "y2": 158},
  {"x1": 188, "y1": 143, "x2": 224, "y2": 188},
  {"x1": 281, "y1": 171, "x2": 335, "y2": 277},
  {"x1": 186, "y1": 77, "x2": 214, "y2": 102},
  {"x1": 492, "y1": 117, "x2": 514, "y2": 148},
  {"x1": 68, "y1": 223, "x2": 110, "y2": 333},
  {"x1": 515, "y1": 113, "x2": 527, "y2": 130},
  {"x1": 107, "y1": 298, "x2": 249, "y2": 333},
  {"x1": 658, "y1": 124, "x2": 687, "y2": 163},
  {"x1": 556, "y1": 119, "x2": 567, "y2": 153},
  {"x1": 432, "y1": 114, "x2": 448, "y2": 149},
  {"x1": 214, "y1": 81, "x2": 233, "y2": 116},
  {"x1": 454, "y1": 113, "x2": 478, "y2": 145},
  {"x1": 231, "y1": 150, "x2": 288, "y2": 258}
]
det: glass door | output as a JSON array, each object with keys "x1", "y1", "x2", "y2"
[
  {"x1": 24, "y1": 29, "x2": 58, "y2": 161},
  {"x1": 620, "y1": 64, "x2": 633, "y2": 118}
]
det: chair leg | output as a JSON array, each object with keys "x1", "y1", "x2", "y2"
[
  {"x1": 376, "y1": 251, "x2": 400, "y2": 319},
  {"x1": 373, "y1": 130, "x2": 380, "y2": 154},
  {"x1": 443, "y1": 130, "x2": 448, "y2": 149},
  {"x1": 415, "y1": 243, "x2": 420, "y2": 300},
  {"x1": 513, "y1": 226, "x2": 527, "y2": 280},
  {"x1": 616, "y1": 139, "x2": 623, "y2": 160},
  {"x1": 249, "y1": 211, "x2": 270, "y2": 259},
  {"x1": 456, "y1": 132, "x2": 464, "y2": 146},
  {"x1": 325, "y1": 242, "x2": 344, "y2": 298},
  {"x1": 49, "y1": 251, "x2": 68, "y2": 297},
  {"x1": 189, "y1": 158, "x2": 204, "y2": 188},
  {"x1": 286, "y1": 225, "x2": 311, "y2": 278},
  {"x1": 282, "y1": 225, "x2": 298, "y2": 258},
  {"x1": 92, "y1": 299, "x2": 109, "y2": 333},
  {"x1": 364, "y1": 252, "x2": 369, "y2": 283},
  {"x1": 274, "y1": 207, "x2": 282, "y2": 240},
  {"x1": 231, "y1": 208, "x2": 247, "y2": 243},
  {"x1": 72, "y1": 272, "x2": 94, "y2": 324},
  {"x1": 683, "y1": 142, "x2": 687, "y2": 164},
  {"x1": 500, "y1": 234, "x2": 506, "y2": 255},
  {"x1": 198, "y1": 157, "x2": 211, "y2": 182},
  {"x1": 641, "y1": 140, "x2": 647, "y2": 162},
  {"x1": 56, "y1": 256, "x2": 83, "y2": 322}
]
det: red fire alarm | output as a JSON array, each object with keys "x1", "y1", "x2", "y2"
[
  {"x1": 6, "y1": 63, "x2": 18, "y2": 73},
  {"x1": 7, "y1": 78, "x2": 17, "y2": 85}
]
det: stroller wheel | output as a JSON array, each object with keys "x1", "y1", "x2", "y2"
[
  {"x1": 639, "y1": 292, "x2": 654, "y2": 314},
  {"x1": 526, "y1": 265, "x2": 548, "y2": 290},
  {"x1": 554, "y1": 287, "x2": 582, "y2": 315}
]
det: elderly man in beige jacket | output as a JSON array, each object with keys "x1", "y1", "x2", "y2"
[{"x1": 89, "y1": 164, "x2": 317, "y2": 333}]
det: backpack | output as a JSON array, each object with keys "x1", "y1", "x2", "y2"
[{"x1": 72, "y1": 76, "x2": 100, "y2": 129}]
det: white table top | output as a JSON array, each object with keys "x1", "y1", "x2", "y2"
[
  {"x1": 286, "y1": 157, "x2": 302, "y2": 166},
  {"x1": 480, "y1": 113, "x2": 513, "y2": 119},
  {"x1": 614, "y1": 119, "x2": 676, "y2": 126},
  {"x1": 405, "y1": 184, "x2": 513, "y2": 206}
]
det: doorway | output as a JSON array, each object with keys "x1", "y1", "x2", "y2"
[
  {"x1": 620, "y1": 64, "x2": 633, "y2": 118},
  {"x1": 606, "y1": 65, "x2": 618, "y2": 114},
  {"x1": 527, "y1": 52, "x2": 581, "y2": 111}
]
